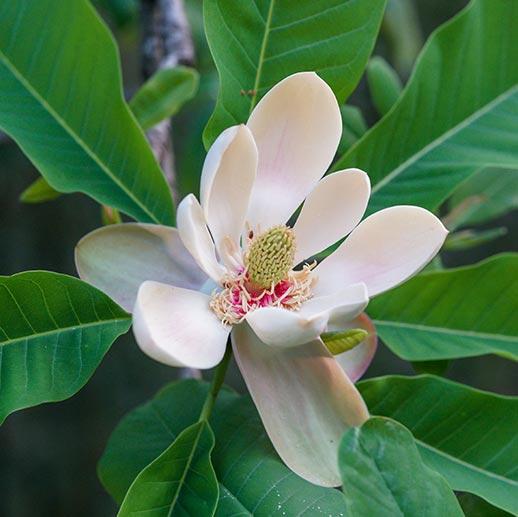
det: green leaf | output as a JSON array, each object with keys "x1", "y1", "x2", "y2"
[
  {"x1": 334, "y1": 0, "x2": 518, "y2": 215},
  {"x1": 448, "y1": 168, "x2": 518, "y2": 227},
  {"x1": 99, "y1": 379, "x2": 349, "y2": 514},
  {"x1": 367, "y1": 254, "x2": 518, "y2": 361},
  {"x1": 339, "y1": 417, "x2": 463, "y2": 516},
  {"x1": 0, "y1": 0, "x2": 174, "y2": 224},
  {"x1": 19, "y1": 176, "x2": 60, "y2": 204},
  {"x1": 0, "y1": 271, "x2": 130, "y2": 424},
  {"x1": 366, "y1": 56, "x2": 402, "y2": 116},
  {"x1": 203, "y1": 0, "x2": 386, "y2": 147},
  {"x1": 118, "y1": 420, "x2": 218, "y2": 517},
  {"x1": 443, "y1": 227, "x2": 508, "y2": 252},
  {"x1": 130, "y1": 66, "x2": 199, "y2": 131},
  {"x1": 321, "y1": 328, "x2": 368, "y2": 355},
  {"x1": 457, "y1": 493, "x2": 513, "y2": 517},
  {"x1": 338, "y1": 105, "x2": 368, "y2": 155},
  {"x1": 359, "y1": 375, "x2": 518, "y2": 514}
]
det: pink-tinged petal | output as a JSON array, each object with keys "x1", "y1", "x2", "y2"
[
  {"x1": 177, "y1": 194, "x2": 226, "y2": 283},
  {"x1": 330, "y1": 313, "x2": 378, "y2": 383},
  {"x1": 245, "y1": 283, "x2": 368, "y2": 348},
  {"x1": 314, "y1": 206, "x2": 448, "y2": 297},
  {"x1": 246, "y1": 72, "x2": 342, "y2": 230},
  {"x1": 133, "y1": 281, "x2": 229, "y2": 369},
  {"x1": 200, "y1": 125, "x2": 257, "y2": 262},
  {"x1": 232, "y1": 323, "x2": 369, "y2": 487},
  {"x1": 75, "y1": 223, "x2": 206, "y2": 312},
  {"x1": 293, "y1": 169, "x2": 370, "y2": 264}
]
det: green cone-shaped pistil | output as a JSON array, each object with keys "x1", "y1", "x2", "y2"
[{"x1": 246, "y1": 226, "x2": 295, "y2": 288}]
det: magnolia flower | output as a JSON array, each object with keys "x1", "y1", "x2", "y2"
[{"x1": 76, "y1": 72, "x2": 447, "y2": 487}]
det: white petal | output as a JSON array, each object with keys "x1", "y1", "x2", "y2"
[
  {"x1": 293, "y1": 169, "x2": 370, "y2": 263},
  {"x1": 232, "y1": 324, "x2": 369, "y2": 487},
  {"x1": 177, "y1": 194, "x2": 226, "y2": 283},
  {"x1": 75, "y1": 223, "x2": 206, "y2": 312},
  {"x1": 245, "y1": 283, "x2": 368, "y2": 347},
  {"x1": 200, "y1": 125, "x2": 257, "y2": 262},
  {"x1": 133, "y1": 281, "x2": 229, "y2": 369},
  {"x1": 314, "y1": 206, "x2": 448, "y2": 297},
  {"x1": 246, "y1": 72, "x2": 342, "y2": 230},
  {"x1": 329, "y1": 313, "x2": 378, "y2": 383}
]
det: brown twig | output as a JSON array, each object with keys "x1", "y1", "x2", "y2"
[
  {"x1": 140, "y1": 0, "x2": 195, "y2": 207},
  {"x1": 140, "y1": 0, "x2": 201, "y2": 380}
]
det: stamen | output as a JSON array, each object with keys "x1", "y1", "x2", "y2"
[{"x1": 209, "y1": 263, "x2": 315, "y2": 326}]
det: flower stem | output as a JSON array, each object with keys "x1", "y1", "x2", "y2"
[{"x1": 198, "y1": 340, "x2": 232, "y2": 422}]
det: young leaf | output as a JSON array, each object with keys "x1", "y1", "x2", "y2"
[
  {"x1": 366, "y1": 56, "x2": 403, "y2": 116},
  {"x1": 359, "y1": 375, "x2": 518, "y2": 514},
  {"x1": 99, "y1": 380, "x2": 349, "y2": 514},
  {"x1": 334, "y1": 0, "x2": 518, "y2": 215},
  {"x1": 118, "y1": 421, "x2": 219, "y2": 517},
  {"x1": 0, "y1": 0, "x2": 174, "y2": 224},
  {"x1": 0, "y1": 271, "x2": 131, "y2": 424},
  {"x1": 203, "y1": 0, "x2": 386, "y2": 147},
  {"x1": 130, "y1": 66, "x2": 199, "y2": 131},
  {"x1": 448, "y1": 168, "x2": 518, "y2": 227},
  {"x1": 367, "y1": 254, "x2": 518, "y2": 361},
  {"x1": 321, "y1": 328, "x2": 368, "y2": 355},
  {"x1": 19, "y1": 176, "x2": 61, "y2": 204},
  {"x1": 339, "y1": 417, "x2": 463, "y2": 516},
  {"x1": 338, "y1": 105, "x2": 368, "y2": 155}
]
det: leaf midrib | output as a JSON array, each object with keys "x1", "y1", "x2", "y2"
[
  {"x1": 361, "y1": 84, "x2": 518, "y2": 193},
  {"x1": 372, "y1": 319, "x2": 517, "y2": 344},
  {"x1": 0, "y1": 317, "x2": 130, "y2": 348},
  {"x1": 249, "y1": 0, "x2": 276, "y2": 113},
  {"x1": 168, "y1": 422, "x2": 206, "y2": 516},
  {"x1": 0, "y1": 48, "x2": 161, "y2": 223}
]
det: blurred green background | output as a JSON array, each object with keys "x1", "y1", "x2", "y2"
[{"x1": 0, "y1": 0, "x2": 516, "y2": 515}]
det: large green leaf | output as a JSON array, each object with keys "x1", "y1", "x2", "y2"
[
  {"x1": 339, "y1": 417, "x2": 462, "y2": 516},
  {"x1": 0, "y1": 0, "x2": 174, "y2": 224},
  {"x1": 359, "y1": 375, "x2": 518, "y2": 514},
  {"x1": 367, "y1": 254, "x2": 518, "y2": 361},
  {"x1": 203, "y1": 0, "x2": 386, "y2": 147},
  {"x1": 99, "y1": 380, "x2": 349, "y2": 514},
  {"x1": 118, "y1": 421, "x2": 219, "y2": 517},
  {"x1": 334, "y1": 0, "x2": 518, "y2": 215},
  {"x1": 448, "y1": 168, "x2": 518, "y2": 228},
  {"x1": 129, "y1": 66, "x2": 199, "y2": 131},
  {"x1": 0, "y1": 271, "x2": 130, "y2": 424}
]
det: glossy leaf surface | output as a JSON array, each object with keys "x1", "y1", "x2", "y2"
[
  {"x1": 335, "y1": 0, "x2": 518, "y2": 215},
  {"x1": 99, "y1": 380, "x2": 349, "y2": 514},
  {"x1": 203, "y1": 0, "x2": 386, "y2": 146},
  {"x1": 0, "y1": 271, "x2": 130, "y2": 424},
  {"x1": 359, "y1": 375, "x2": 518, "y2": 514},
  {"x1": 339, "y1": 417, "x2": 462, "y2": 516},
  {"x1": 367, "y1": 254, "x2": 518, "y2": 361},
  {"x1": 0, "y1": 0, "x2": 174, "y2": 224},
  {"x1": 118, "y1": 421, "x2": 218, "y2": 517}
]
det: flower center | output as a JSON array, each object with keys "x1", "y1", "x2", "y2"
[
  {"x1": 209, "y1": 225, "x2": 315, "y2": 326},
  {"x1": 245, "y1": 225, "x2": 296, "y2": 288}
]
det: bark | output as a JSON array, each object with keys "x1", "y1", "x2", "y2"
[
  {"x1": 140, "y1": 0, "x2": 201, "y2": 380},
  {"x1": 140, "y1": 0, "x2": 195, "y2": 206}
]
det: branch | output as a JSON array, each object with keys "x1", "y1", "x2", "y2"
[
  {"x1": 140, "y1": 0, "x2": 195, "y2": 206},
  {"x1": 140, "y1": 0, "x2": 201, "y2": 380}
]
